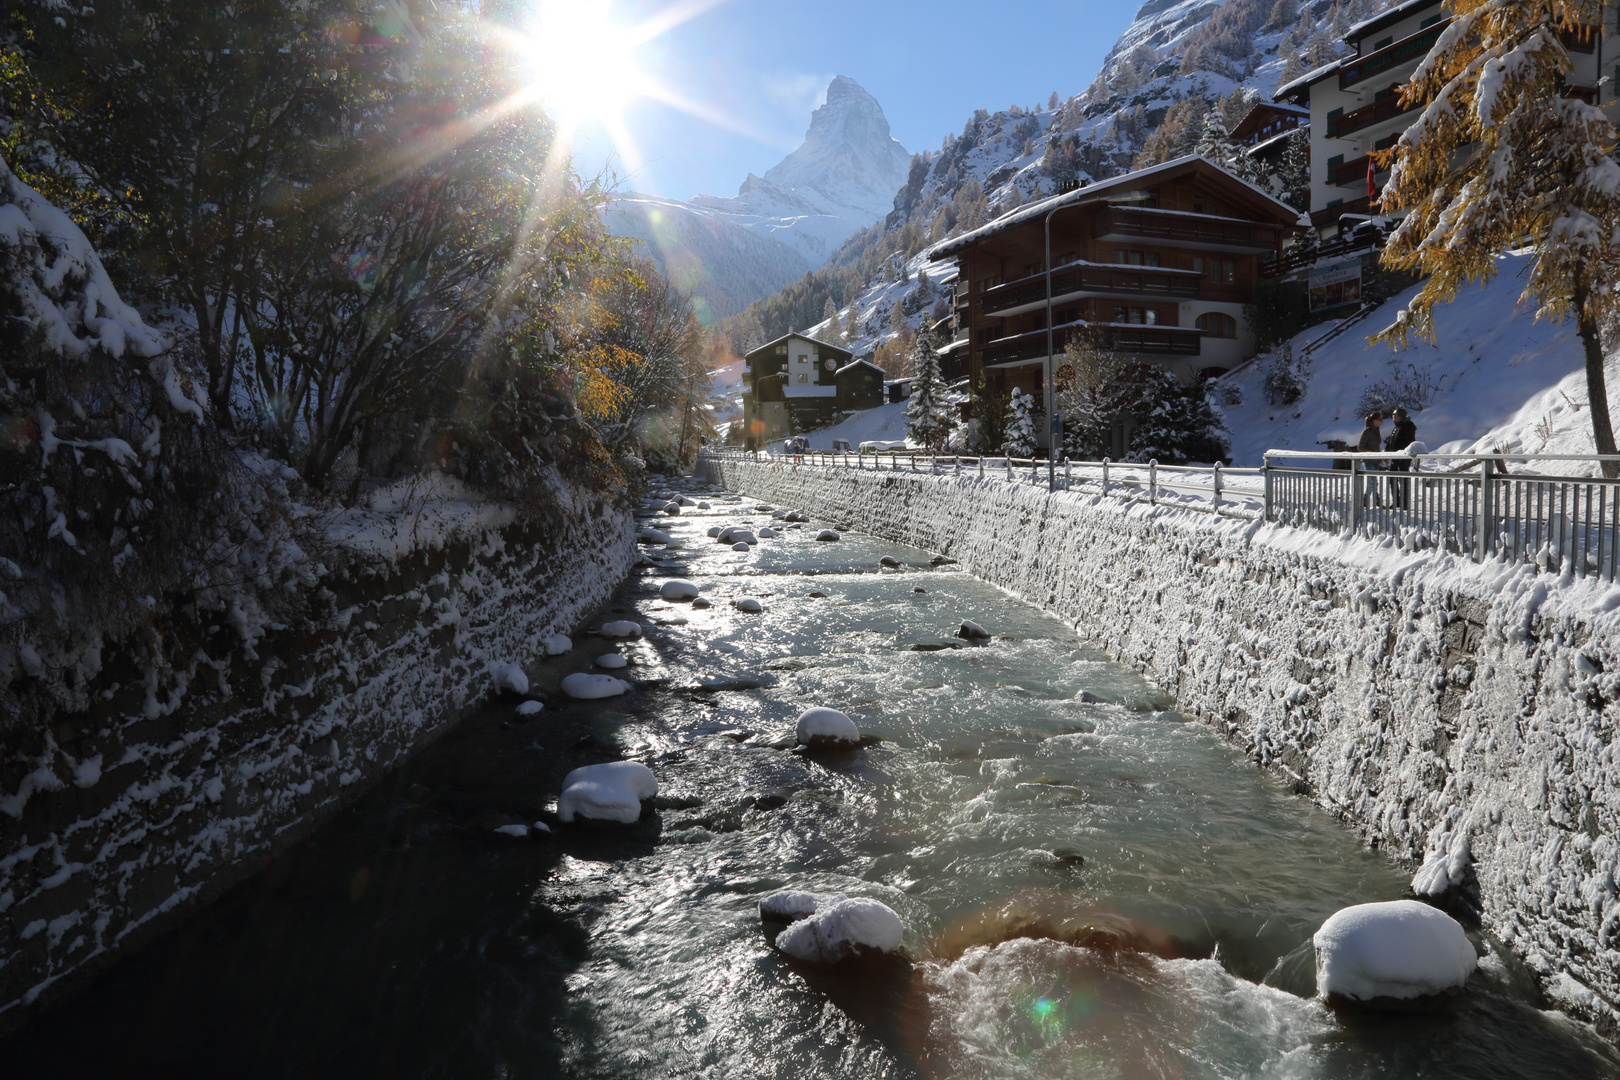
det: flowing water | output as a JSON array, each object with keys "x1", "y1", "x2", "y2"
[{"x1": 5, "y1": 480, "x2": 1619, "y2": 1079}]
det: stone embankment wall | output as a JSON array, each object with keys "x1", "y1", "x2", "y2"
[
  {"x1": 703, "y1": 454, "x2": 1620, "y2": 1032},
  {"x1": 0, "y1": 499, "x2": 634, "y2": 1032}
]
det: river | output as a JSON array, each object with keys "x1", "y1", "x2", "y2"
[{"x1": 2, "y1": 480, "x2": 1617, "y2": 1078}]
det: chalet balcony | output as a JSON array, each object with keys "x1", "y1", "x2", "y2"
[
  {"x1": 1092, "y1": 206, "x2": 1282, "y2": 253},
  {"x1": 1339, "y1": 21, "x2": 1448, "y2": 89},
  {"x1": 979, "y1": 261, "x2": 1201, "y2": 316},
  {"x1": 1308, "y1": 195, "x2": 1376, "y2": 229},
  {"x1": 980, "y1": 321, "x2": 1202, "y2": 367},
  {"x1": 1327, "y1": 95, "x2": 1421, "y2": 139}
]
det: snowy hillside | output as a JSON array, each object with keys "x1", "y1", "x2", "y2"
[{"x1": 1214, "y1": 253, "x2": 1593, "y2": 467}]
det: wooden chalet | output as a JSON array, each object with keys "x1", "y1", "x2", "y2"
[
  {"x1": 740, "y1": 332, "x2": 858, "y2": 441},
  {"x1": 929, "y1": 155, "x2": 1299, "y2": 447}
]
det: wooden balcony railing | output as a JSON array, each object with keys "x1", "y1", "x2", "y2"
[
  {"x1": 1092, "y1": 206, "x2": 1282, "y2": 251},
  {"x1": 1327, "y1": 94, "x2": 1422, "y2": 138},
  {"x1": 980, "y1": 322, "x2": 1202, "y2": 365},
  {"x1": 1340, "y1": 21, "x2": 1449, "y2": 89},
  {"x1": 980, "y1": 263, "x2": 1200, "y2": 315}
]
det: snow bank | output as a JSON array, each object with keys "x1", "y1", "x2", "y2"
[
  {"x1": 774, "y1": 898, "x2": 905, "y2": 963},
  {"x1": 660, "y1": 580, "x2": 701, "y2": 601},
  {"x1": 490, "y1": 663, "x2": 529, "y2": 695},
  {"x1": 1314, "y1": 900, "x2": 1476, "y2": 1001},
  {"x1": 599, "y1": 621, "x2": 642, "y2": 639},
  {"x1": 796, "y1": 707, "x2": 859, "y2": 746},
  {"x1": 560, "y1": 673, "x2": 630, "y2": 700},
  {"x1": 543, "y1": 634, "x2": 572, "y2": 655},
  {"x1": 556, "y1": 761, "x2": 658, "y2": 824},
  {"x1": 760, "y1": 890, "x2": 847, "y2": 922}
]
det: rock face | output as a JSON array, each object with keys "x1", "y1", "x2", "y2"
[{"x1": 603, "y1": 76, "x2": 910, "y2": 316}]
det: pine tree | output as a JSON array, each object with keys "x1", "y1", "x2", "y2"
[
  {"x1": 1375, "y1": 0, "x2": 1620, "y2": 473},
  {"x1": 822, "y1": 296, "x2": 841, "y2": 344},
  {"x1": 1004, "y1": 388, "x2": 1038, "y2": 457},
  {"x1": 1129, "y1": 370, "x2": 1229, "y2": 464},
  {"x1": 1274, "y1": 127, "x2": 1311, "y2": 212},
  {"x1": 904, "y1": 332, "x2": 952, "y2": 450}
]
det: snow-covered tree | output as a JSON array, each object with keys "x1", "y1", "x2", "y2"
[
  {"x1": 1375, "y1": 0, "x2": 1620, "y2": 473},
  {"x1": 1057, "y1": 330, "x2": 1131, "y2": 459},
  {"x1": 1004, "y1": 388, "x2": 1037, "y2": 457},
  {"x1": 905, "y1": 332, "x2": 953, "y2": 450},
  {"x1": 822, "y1": 297, "x2": 843, "y2": 343},
  {"x1": 1130, "y1": 370, "x2": 1230, "y2": 464},
  {"x1": 1273, "y1": 127, "x2": 1311, "y2": 212}
]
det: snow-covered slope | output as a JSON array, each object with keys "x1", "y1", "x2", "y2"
[
  {"x1": 604, "y1": 194, "x2": 811, "y2": 322},
  {"x1": 1214, "y1": 253, "x2": 1592, "y2": 467},
  {"x1": 692, "y1": 76, "x2": 912, "y2": 268}
]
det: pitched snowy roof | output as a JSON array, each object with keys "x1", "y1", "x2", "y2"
[
  {"x1": 745, "y1": 331, "x2": 853, "y2": 361},
  {"x1": 928, "y1": 154, "x2": 1299, "y2": 261},
  {"x1": 835, "y1": 358, "x2": 885, "y2": 376},
  {"x1": 1275, "y1": 59, "x2": 1344, "y2": 102},
  {"x1": 1345, "y1": 0, "x2": 1443, "y2": 45}
]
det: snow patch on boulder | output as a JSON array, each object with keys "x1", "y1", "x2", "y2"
[
  {"x1": 490, "y1": 663, "x2": 529, "y2": 695},
  {"x1": 734, "y1": 597, "x2": 764, "y2": 613},
  {"x1": 1313, "y1": 900, "x2": 1476, "y2": 1001},
  {"x1": 557, "y1": 761, "x2": 658, "y2": 824},
  {"x1": 595, "y1": 653, "x2": 628, "y2": 670},
  {"x1": 561, "y1": 672, "x2": 630, "y2": 700},
  {"x1": 796, "y1": 707, "x2": 859, "y2": 746},
  {"x1": 600, "y1": 620, "x2": 642, "y2": 639},
  {"x1": 543, "y1": 634, "x2": 572, "y2": 656},
  {"x1": 515, "y1": 700, "x2": 544, "y2": 717},
  {"x1": 774, "y1": 898, "x2": 905, "y2": 964},
  {"x1": 760, "y1": 890, "x2": 846, "y2": 922},
  {"x1": 661, "y1": 579, "x2": 701, "y2": 601}
]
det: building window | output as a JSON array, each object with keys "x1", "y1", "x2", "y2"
[
  {"x1": 1196, "y1": 312, "x2": 1237, "y2": 338},
  {"x1": 1327, "y1": 107, "x2": 1343, "y2": 120},
  {"x1": 797, "y1": 373, "x2": 809, "y2": 383},
  {"x1": 1113, "y1": 250, "x2": 1161, "y2": 266},
  {"x1": 1220, "y1": 259, "x2": 1235, "y2": 284},
  {"x1": 1113, "y1": 306, "x2": 1156, "y2": 325},
  {"x1": 1374, "y1": 36, "x2": 1393, "y2": 49}
]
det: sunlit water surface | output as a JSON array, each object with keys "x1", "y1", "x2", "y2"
[{"x1": 3, "y1": 481, "x2": 1617, "y2": 1079}]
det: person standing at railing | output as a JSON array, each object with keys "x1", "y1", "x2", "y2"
[
  {"x1": 1358, "y1": 412, "x2": 1386, "y2": 507},
  {"x1": 1384, "y1": 407, "x2": 1416, "y2": 509}
]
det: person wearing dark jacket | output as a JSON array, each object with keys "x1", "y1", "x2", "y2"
[
  {"x1": 1357, "y1": 412, "x2": 1384, "y2": 507},
  {"x1": 1385, "y1": 407, "x2": 1416, "y2": 509}
]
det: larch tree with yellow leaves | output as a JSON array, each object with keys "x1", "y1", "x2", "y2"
[{"x1": 1375, "y1": 0, "x2": 1620, "y2": 474}]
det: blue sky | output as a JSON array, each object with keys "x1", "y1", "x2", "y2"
[{"x1": 562, "y1": 0, "x2": 1144, "y2": 201}]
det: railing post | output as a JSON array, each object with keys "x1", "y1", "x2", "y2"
[
  {"x1": 1212, "y1": 460, "x2": 1222, "y2": 512},
  {"x1": 1475, "y1": 456, "x2": 1493, "y2": 562},
  {"x1": 1349, "y1": 457, "x2": 1363, "y2": 536},
  {"x1": 1262, "y1": 454, "x2": 1272, "y2": 521},
  {"x1": 1065, "y1": 458, "x2": 1072, "y2": 491},
  {"x1": 1149, "y1": 459, "x2": 1158, "y2": 506},
  {"x1": 1006, "y1": 455, "x2": 1013, "y2": 481},
  {"x1": 978, "y1": 455, "x2": 984, "y2": 478},
  {"x1": 1102, "y1": 457, "x2": 1110, "y2": 496}
]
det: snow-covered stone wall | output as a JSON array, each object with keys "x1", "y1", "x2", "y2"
[
  {"x1": 702, "y1": 453, "x2": 1620, "y2": 1033},
  {"x1": 0, "y1": 498, "x2": 634, "y2": 1031}
]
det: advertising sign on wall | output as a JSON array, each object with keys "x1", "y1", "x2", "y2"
[{"x1": 1308, "y1": 258, "x2": 1363, "y2": 311}]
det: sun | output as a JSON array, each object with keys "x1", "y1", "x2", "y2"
[{"x1": 513, "y1": 2, "x2": 652, "y2": 135}]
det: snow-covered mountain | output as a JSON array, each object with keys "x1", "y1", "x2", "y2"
[{"x1": 607, "y1": 75, "x2": 910, "y2": 320}]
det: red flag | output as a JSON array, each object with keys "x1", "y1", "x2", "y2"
[{"x1": 1367, "y1": 156, "x2": 1377, "y2": 200}]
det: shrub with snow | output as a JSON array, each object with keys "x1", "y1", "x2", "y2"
[
  {"x1": 599, "y1": 620, "x2": 642, "y2": 639},
  {"x1": 774, "y1": 897, "x2": 905, "y2": 964},
  {"x1": 543, "y1": 634, "x2": 572, "y2": 655},
  {"x1": 556, "y1": 761, "x2": 658, "y2": 824},
  {"x1": 560, "y1": 672, "x2": 630, "y2": 700},
  {"x1": 660, "y1": 579, "x2": 701, "y2": 601},
  {"x1": 796, "y1": 707, "x2": 859, "y2": 746},
  {"x1": 1313, "y1": 900, "x2": 1476, "y2": 1001},
  {"x1": 490, "y1": 663, "x2": 530, "y2": 695}
]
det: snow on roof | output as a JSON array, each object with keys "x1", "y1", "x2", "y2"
[
  {"x1": 929, "y1": 155, "x2": 1299, "y2": 262},
  {"x1": 834, "y1": 358, "x2": 885, "y2": 375},
  {"x1": 745, "y1": 331, "x2": 853, "y2": 359},
  {"x1": 1275, "y1": 59, "x2": 1344, "y2": 102},
  {"x1": 1247, "y1": 128, "x2": 1300, "y2": 158},
  {"x1": 1345, "y1": 0, "x2": 1444, "y2": 45}
]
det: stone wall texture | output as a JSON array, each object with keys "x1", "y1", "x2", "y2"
[
  {"x1": 0, "y1": 499, "x2": 635, "y2": 1032},
  {"x1": 702, "y1": 453, "x2": 1620, "y2": 1032}
]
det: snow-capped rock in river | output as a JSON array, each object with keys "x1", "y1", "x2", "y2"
[
  {"x1": 774, "y1": 897, "x2": 906, "y2": 964},
  {"x1": 561, "y1": 672, "x2": 629, "y2": 700},
  {"x1": 796, "y1": 707, "x2": 859, "y2": 747},
  {"x1": 490, "y1": 663, "x2": 529, "y2": 696},
  {"x1": 1313, "y1": 900, "x2": 1476, "y2": 1001},
  {"x1": 557, "y1": 761, "x2": 658, "y2": 824},
  {"x1": 760, "y1": 890, "x2": 847, "y2": 922}
]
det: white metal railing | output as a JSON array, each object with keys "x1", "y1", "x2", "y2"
[
  {"x1": 1263, "y1": 450, "x2": 1620, "y2": 580},
  {"x1": 700, "y1": 445, "x2": 1620, "y2": 580}
]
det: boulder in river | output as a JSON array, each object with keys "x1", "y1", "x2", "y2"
[
  {"x1": 707, "y1": 526, "x2": 723, "y2": 538},
  {"x1": 490, "y1": 663, "x2": 529, "y2": 696},
  {"x1": 879, "y1": 556, "x2": 901, "y2": 569},
  {"x1": 515, "y1": 700, "x2": 544, "y2": 717},
  {"x1": 691, "y1": 597, "x2": 713, "y2": 609},
  {"x1": 815, "y1": 530, "x2": 841, "y2": 542},
  {"x1": 557, "y1": 761, "x2": 658, "y2": 824},
  {"x1": 774, "y1": 898, "x2": 906, "y2": 964},
  {"x1": 660, "y1": 579, "x2": 701, "y2": 601},
  {"x1": 595, "y1": 653, "x2": 628, "y2": 670},
  {"x1": 796, "y1": 707, "x2": 859, "y2": 747},
  {"x1": 957, "y1": 620, "x2": 991, "y2": 640},
  {"x1": 760, "y1": 890, "x2": 847, "y2": 923},
  {"x1": 542, "y1": 634, "x2": 572, "y2": 656},
  {"x1": 1313, "y1": 900, "x2": 1476, "y2": 1002},
  {"x1": 758, "y1": 527, "x2": 779, "y2": 538},
  {"x1": 733, "y1": 597, "x2": 764, "y2": 613},
  {"x1": 560, "y1": 672, "x2": 630, "y2": 700},
  {"x1": 663, "y1": 503, "x2": 681, "y2": 516},
  {"x1": 599, "y1": 620, "x2": 642, "y2": 639},
  {"x1": 638, "y1": 529, "x2": 671, "y2": 545},
  {"x1": 731, "y1": 542, "x2": 750, "y2": 552}
]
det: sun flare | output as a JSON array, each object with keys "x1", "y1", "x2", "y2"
[{"x1": 516, "y1": 2, "x2": 648, "y2": 135}]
